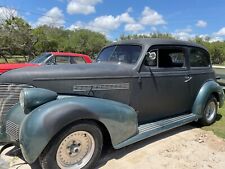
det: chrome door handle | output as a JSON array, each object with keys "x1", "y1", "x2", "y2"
[{"x1": 184, "y1": 76, "x2": 192, "y2": 83}]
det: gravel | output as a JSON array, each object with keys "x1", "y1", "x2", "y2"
[{"x1": 1, "y1": 125, "x2": 225, "y2": 169}]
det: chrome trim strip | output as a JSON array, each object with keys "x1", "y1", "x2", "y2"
[{"x1": 73, "y1": 83, "x2": 130, "y2": 92}]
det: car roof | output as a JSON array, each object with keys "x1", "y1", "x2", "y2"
[
  {"x1": 49, "y1": 52, "x2": 89, "y2": 57},
  {"x1": 110, "y1": 38, "x2": 207, "y2": 51}
]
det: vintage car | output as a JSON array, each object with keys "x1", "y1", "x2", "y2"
[
  {"x1": 0, "y1": 52, "x2": 92, "y2": 74},
  {"x1": 0, "y1": 39, "x2": 224, "y2": 169}
]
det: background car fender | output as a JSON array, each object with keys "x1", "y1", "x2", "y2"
[
  {"x1": 192, "y1": 80, "x2": 224, "y2": 117},
  {"x1": 19, "y1": 96, "x2": 138, "y2": 163}
]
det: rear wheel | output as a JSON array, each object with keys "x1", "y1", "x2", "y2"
[
  {"x1": 199, "y1": 96, "x2": 218, "y2": 126},
  {"x1": 40, "y1": 122, "x2": 103, "y2": 169}
]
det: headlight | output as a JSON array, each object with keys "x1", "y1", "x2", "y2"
[{"x1": 19, "y1": 88, "x2": 58, "y2": 114}]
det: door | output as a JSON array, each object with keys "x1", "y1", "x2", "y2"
[
  {"x1": 188, "y1": 47, "x2": 213, "y2": 105},
  {"x1": 130, "y1": 46, "x2": 192, "y2": 124}
]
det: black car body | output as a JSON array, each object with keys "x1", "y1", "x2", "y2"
[{"x1": 0, "y1": 39, "x2": 224, "y2": 169}]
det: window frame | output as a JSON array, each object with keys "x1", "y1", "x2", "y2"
[
  {"x1": 55, "y1": 56, "x2": 71, "y2": 65},
  {"x1": 97, "y1": 44, "x2": 143, "y2": 64},
  {"x1": 141, "y1": 45, "x2": 188, "y2": 72},
  {"x1": 188, "y1": 47, "x2": 211, "y2": 70},
  {"x1": 70, "y1": 56, "x2": 86, "y2": 64}
]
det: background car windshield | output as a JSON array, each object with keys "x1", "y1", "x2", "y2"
[
  {"x1": 97, "y1": 45, "x2": 142, "y2": 64},
  {"x1": 30, "y1": 53, "x2": 52, "y2": 63}
]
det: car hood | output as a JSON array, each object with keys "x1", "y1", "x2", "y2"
[
  {"x1": 0, "y1": 63, "x2": 135, "y2": 85},
  {"x1": 0, "y1": 63, "x2": 37, "y2": 73}
]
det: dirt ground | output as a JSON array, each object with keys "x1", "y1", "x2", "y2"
[{"x1": 1, "y1": 125, "x2": 225, "y2": 169}]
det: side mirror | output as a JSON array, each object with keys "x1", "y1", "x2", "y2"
[{"x1": 145, "y1": 51, "x2": 157, "y2": 66}]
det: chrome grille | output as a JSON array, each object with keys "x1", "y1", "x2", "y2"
[
  {"x1": 0, "y1": 84, "x2": 32, "y2": 129},
  {"x1": 6, "y1": 120, "x2": 20, "y2": 141}
]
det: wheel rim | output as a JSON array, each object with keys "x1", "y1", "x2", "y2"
[
  {"x1": 56, "y1": 131, "x2": 95, "y2": 169},
  {"x1": 205, "y1": 101, "x2": 216, "y2": 122}
]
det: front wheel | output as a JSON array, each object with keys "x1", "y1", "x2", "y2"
[
  {"x1": 40, "y1": 122, "x2": 103, "y2": 169},
  {"x1": 199, "y1": 96, "x2": 218, "y2": 126}
]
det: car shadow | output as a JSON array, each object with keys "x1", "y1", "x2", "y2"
[{"x1": 95, "y1": 124, "x2": 195, "y2": 168}]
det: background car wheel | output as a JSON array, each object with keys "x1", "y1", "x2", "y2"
[
  {"x1": 39, "y1": 122, "x2": 103, "y2": 169},
  {"x1": 199, "y1": 96, "x2": 218, "y2": 126}
]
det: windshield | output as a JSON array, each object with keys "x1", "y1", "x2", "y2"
[
  {"x1": 97, "y1": 45, "x2": 142, "y2": 64},
  {"x1": 30, "y1": 53, "x2": 52, "y2": 64}
]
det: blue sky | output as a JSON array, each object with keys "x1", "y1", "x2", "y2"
[{"x1": 0, "y1": 0, "x2": 225, "y2": 41}]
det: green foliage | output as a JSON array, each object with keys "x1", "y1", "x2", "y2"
[
  {"x1": 1, "y1": 17, "x2": 225, "y2": 63},
  {"x1": 0, "y1": 17, "x2": 108, "y2": 61},
  {"x1": 32, "y1": 26, "x2": 108, "y2": 59},
  {"x1": 0, "y1": 17, "x2": 36, "y2": 61},
  {"x1": 202, "y1": 106, "x2": 225, "y2": 139},
  {"x1": 119, "y1": 33, "x2": 174, "y2": 40}
]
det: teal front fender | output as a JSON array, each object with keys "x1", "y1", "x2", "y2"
[
  {"x1": 192, "y1": 80, "x2": 224, "y2": 117},
  {"x1": 19, "y1": 96, "x2": 138, "y2": 163}
]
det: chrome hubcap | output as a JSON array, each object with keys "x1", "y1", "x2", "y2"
[
  {"x1": 56, "y1": 131, "x2": 95, "y2": 169},
  {"x1": 205, "y1": 101, "x2": 216, "y2": 122}
]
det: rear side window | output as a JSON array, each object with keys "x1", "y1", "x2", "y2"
[
  {"x1": 70, "y1": 56, "x2": 86, "y2": 64},
  {"x1": 189, "y1": 48, "x2": 210, "y2": 67},
  {"x1": 55, "y1": 56, "x2": 70, "y2": 64}
]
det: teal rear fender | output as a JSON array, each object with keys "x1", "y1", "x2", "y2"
[
  {"x1": 19, "y1": 96, "x2": 138, "y2": 163},
  {"x1": 192, "y1": 80, "x2": 224, "y2": 117}
]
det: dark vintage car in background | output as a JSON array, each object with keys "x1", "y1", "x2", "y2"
[
  {"x1": 0, "y1": 52, "x2": 92, "y2": 74},
  {"x1": 0, "y1": 39, "x2": 224, "y2": 169}
]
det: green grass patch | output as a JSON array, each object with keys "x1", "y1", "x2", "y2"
[
  {"x1": 202, "y1": 106, "x2": 225, "y2": 139},
  {"x1": 0, "y1": 56, "x2": 28, "y2": 64}
]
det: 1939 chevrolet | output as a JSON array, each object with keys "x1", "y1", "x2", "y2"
[{"x1": 0, "y1": 39, "x2": 224, "y2": 169}]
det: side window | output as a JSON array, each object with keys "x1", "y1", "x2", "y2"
[
  {"x1": 190, "y1": 48, "x2": 210, "y2": 67},
  {"x1": 158, "y1": 48, "x2": 185, "y2": 68},
  {"x1": 70, "y1": 56, "x2": 86, "y2": 64},
  {"x1": 46, "y1": 56, "x2": 56, "y2": 65},
  {"x1": 55, "y1": 56, "x2": 70, "y2": 64}
]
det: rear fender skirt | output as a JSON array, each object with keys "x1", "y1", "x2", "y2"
[{"x1": 19, "y1": 96, "x2": 138, "y2": 163}]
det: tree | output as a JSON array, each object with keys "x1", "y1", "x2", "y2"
[
  {"x1": 119, "y1": 33, "x2": 174, "y2": 40},
  {"x1": 63, "y1": 29, "x2": 108, "y2": 58},
  {"x1": 0, "y1": 17, "x2": 36, "y2": 62},
  {"x1": 32, "y1": 26, "x2": 60, "y2": 56}
]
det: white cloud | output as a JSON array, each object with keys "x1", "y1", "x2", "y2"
[
  {"x1": 209, "y1": 36, "x2": 224, "y2": 42},
  {"x1": 196, "y1": 20, "x2": 207, "y2": 28},
  {"x1": 88, "y1": 15, "x2": 121, "y2": 32},
  {"x1": 125, "y1": 23, "x2": 144, "y2": 32},
  {"x1": 173, "y1": 27, "x2": 195, "y2": 40},
  {"x1": 36, "y1": 7, "x2": 65, "y2": 27},
  {"x1": 67, "y1": 0, "x2": 102, "y2": 15},
  {"x1": 140, "y1": 7, "x2": 166, "y2": 26},
  {"x1": 68, "y1": 7, "x2": 167, "y2": 35},
  {"x1": 119, "y1": 12, "x2": 135, "y2": 24},
  {"x1": 69, "y1": 11, "x2": 136, "y2": 34},
  {"x1": 0, "y1": 7, "x2": 18, "y2": 21},
  {"x1": 126, "y1": 7, "x2": 133, "y2": 13},
  {"x1": 198, "y1": 34, "x2": 224, "y2": 42},
  {"x1": 215, "y1": 27, "x2": 225, "y2": 36}
]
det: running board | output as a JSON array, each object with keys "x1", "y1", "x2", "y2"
[{"x1": 114, "y1": 113, "x2": 198, "y2": 149}]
